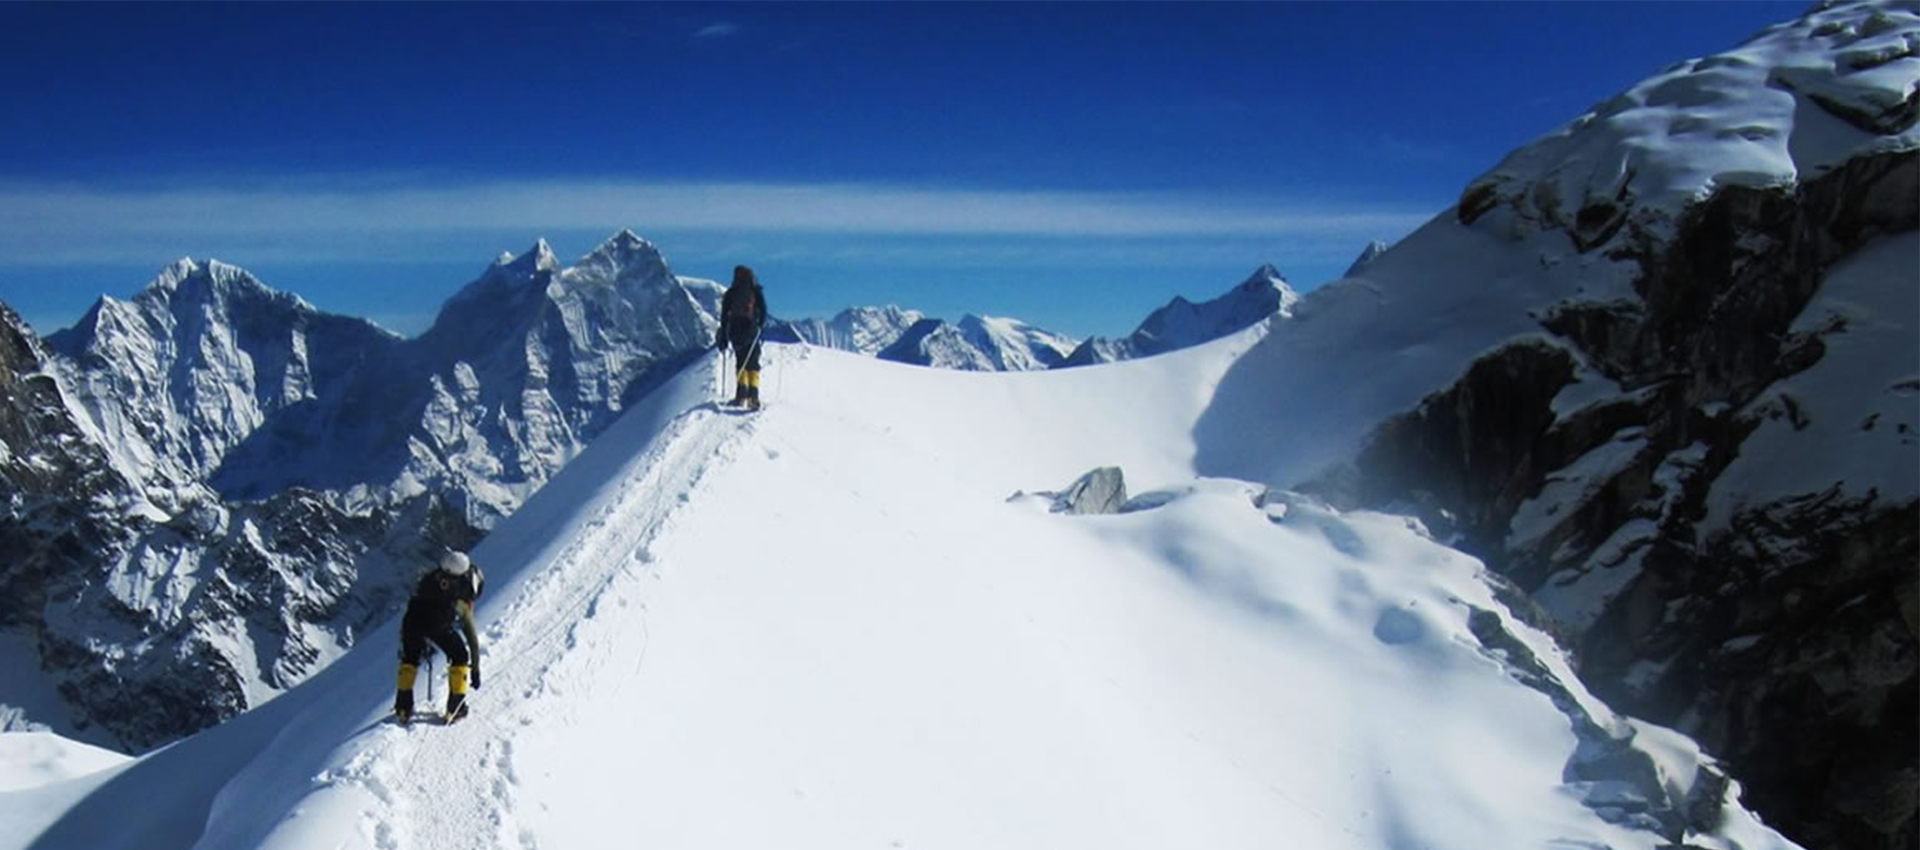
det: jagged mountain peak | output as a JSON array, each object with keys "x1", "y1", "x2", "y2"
[
  {"x1": 879, "y1": 313, "x2": 1077, "y2": 371},
  {"x1": 56, "y1": 258, "x2": 318, "y2": 350},
  {"x1": 566, "y1": 229, "x2": 669, "y2": 284},
  {"x1": 495, "y1": 239, "x2": 559, "y2": 274},
  {"x1": 1344, "y1": 240, "x2": 1390, "y2": 277},
  {"x1": 780, "y1": 305, "x2": 926, "y2": 357},
  {"x1": 142, "y1": 257, "x2": 271, "y2": 299},
  {"x1": 150, "y1": 257, "x2": 201, "y2": 290},
  {"x1": 1236, "y1": 264, "x2": 1299, "y2": 314},
  {"x1": 1058, "y1": 266, "x2": 1297, "y2": 368}
]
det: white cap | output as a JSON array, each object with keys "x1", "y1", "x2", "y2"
[{"x1": 440, "y1": 551, "x2": 471, "y2": 576}]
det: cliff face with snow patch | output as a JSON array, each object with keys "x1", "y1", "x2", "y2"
[
  {"x1": 1286, "y1": 4, "x2": 1917, "y2": 847},
  {"x1": 2, "y1": 302, "x2": 475, "y2": 750}
]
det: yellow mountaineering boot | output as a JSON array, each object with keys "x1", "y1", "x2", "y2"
[
  {"x1": 395, "y1": 663, "x2": 418, "y2": 725},
  {"x1": 445, "y1": 664, "x2": 471, "y2": 724}
]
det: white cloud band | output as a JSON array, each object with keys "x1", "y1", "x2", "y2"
[{"x1": 1, "y1": 177, "x2": 1428, "y2": 235}]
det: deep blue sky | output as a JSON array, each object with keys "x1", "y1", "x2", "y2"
[{"x1": 0, "y1": 1, "x2": 1807, "y2": 338}]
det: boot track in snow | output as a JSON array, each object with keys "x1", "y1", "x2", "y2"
[{"x1": 326, "y1": 384, "x2": 765, "y2": 850}]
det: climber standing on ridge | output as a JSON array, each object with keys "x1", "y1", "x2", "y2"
[
  {"x1": 716, "y1": 264, "x2": 768, "y2": 410},
  {"x1": 395, "y1": 550, "x2": 484, "y2": 725}
]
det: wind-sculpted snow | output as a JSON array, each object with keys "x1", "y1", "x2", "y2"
[{"x1": 1459, "y1": 0, "x2": 1918, "y2": 250}]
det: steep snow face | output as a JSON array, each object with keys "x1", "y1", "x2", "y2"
[
  {"x1": 1061, "y1": 264, "x2": 1299, "y2": 367},
  {"x1": 7, "y1": 342, "x2": 1798, "y2": 850},
  {"x1": 783, "y1": 305, "x2": 925, "y2": 356},
  {"x1": 44, "y1": 260, "x2": 401, "y2": 509},
  {"x1": 877, "y1": 314, "x2": 1078, "y2": 371},
  {"x1": 1459, "y1": 0, "x2": 1919, "y2": 249}
]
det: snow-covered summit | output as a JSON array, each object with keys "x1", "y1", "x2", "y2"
[
  {"x1": 562, "y1": 229, "x2": 669, "y2": 288},
  {"x1": 1060, "y1": 264, "x2": 1298, "y2": 368},
  {"x1": 1459, "y1": 0, "x2": 1919, "y2": 249},
  {"x1": 1344, "y1": 240, "x2": 1390, "y2": 277},
  {"x1": 781, "y1": 304, "x2": 925, "y2": 356},
  {"x1": 877, "y1": 313, "x2": 1078, "y2": 371},
  {"x1": 45, "y1": 258, "x2": 400, "y2": 506}
]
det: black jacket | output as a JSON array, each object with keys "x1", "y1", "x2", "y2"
[{"x1": 716, "y1": 281, "x2": 766, "y2": 346}]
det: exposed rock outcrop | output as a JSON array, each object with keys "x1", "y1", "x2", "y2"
[{"x1": 1317, "y1": 104, "x2": 1918, "y2": 850}]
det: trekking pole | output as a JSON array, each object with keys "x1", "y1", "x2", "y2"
[
  {"x1": 426, "y1": 652, "x2": 437, "y2": 711},
  {"x1": 747, "y1": 326, "x2": 764, "y2": 390}
]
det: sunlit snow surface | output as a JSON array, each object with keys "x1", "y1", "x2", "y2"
[
  {"x1": 0, "y1": 339, "x2": 1797, "y2": 850},
  {"x1": 10, "y1": 3, "x2": 1912, "y2": 845}
]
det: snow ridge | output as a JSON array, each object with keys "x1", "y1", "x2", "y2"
[{"x1": 10, "y1": 339, "x2": 1799, "y2": 850}]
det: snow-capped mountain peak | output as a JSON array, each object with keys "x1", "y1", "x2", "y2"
[
  {"x1": 502, "y1": 238, "x2": 560, "y2": 274},
  {"x1": 781, "y1": 305, "x2": 926, "y2": 357},
  {"x1": 877, "y1": 313, "x2": 1078, "y2": 371},
  {"x1": 563, "y1": 229, "x2": 673, "y2": 291},
  {"x1": 1344, "y1": 240, "x2": 1390, "y2": 277},
  {"x1": 1059, "y1": 264, "x2": 1296, "y2": 368},
  {"x1": 151, "y1": 257, "x2": 202, "y2": 290}
]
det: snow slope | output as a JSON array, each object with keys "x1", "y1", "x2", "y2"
[{"x1": 3, "y1": 337, "x2": 1797, "y2": 850}]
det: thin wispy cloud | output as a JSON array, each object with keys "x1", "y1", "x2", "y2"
[
  {"x1": 0, "y1": 178, "x2": 1433, "y2": 263},
  {"x1": 694, "y1": 22, "x2": 739, "y2": 39}
]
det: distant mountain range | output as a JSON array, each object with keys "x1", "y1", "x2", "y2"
[
  {"x1": 1059, "y1": 264, "x2": 1298, "y2": 367},
  {"x1": 0, "y1": 226, "x2": 1290, "y2": 752}
]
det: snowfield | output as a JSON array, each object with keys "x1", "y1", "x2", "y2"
[{"x1": 0, "y1": 336, "x2": 1799, "y2": 850}]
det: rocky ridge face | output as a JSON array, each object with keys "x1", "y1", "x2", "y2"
[
  {"x1": 1305, "y1": 4, "x2": 1919, "y2": 848},
  {"x1": 2, "y1": 303, "x2": 476, "y2": 750}
]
